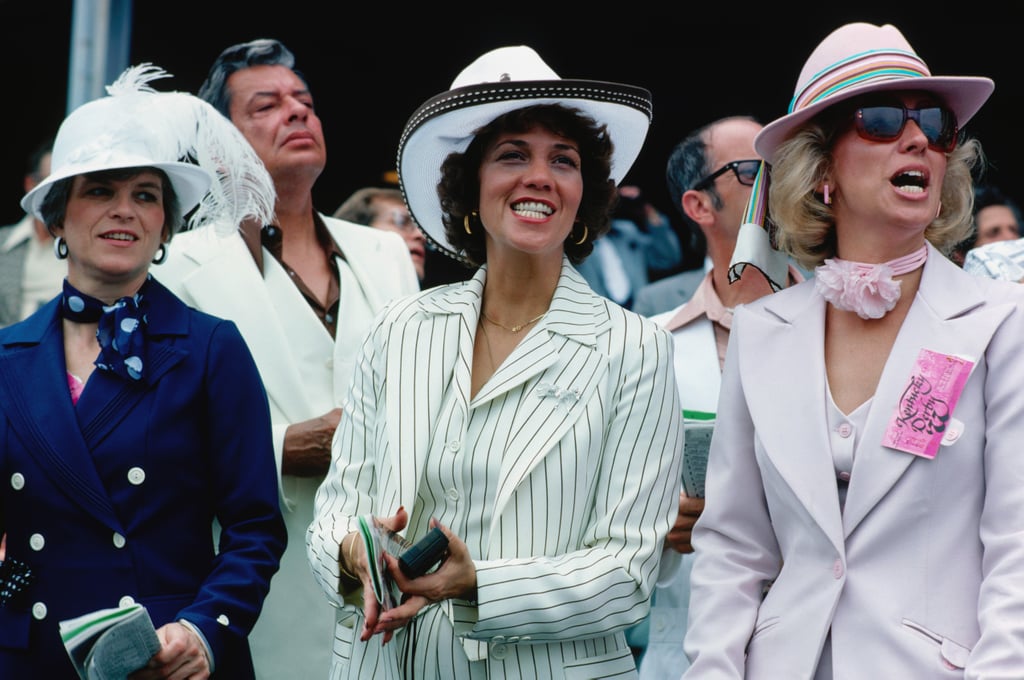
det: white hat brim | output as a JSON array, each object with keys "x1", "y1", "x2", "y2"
[
  {"x1": 21, "y1": 155, "x2": 212, "y2": 227},
  {"x1": 398, "y1": 78, "x2": 652, "y2": 263}
]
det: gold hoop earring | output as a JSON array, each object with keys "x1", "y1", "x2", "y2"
[
  {"x1": 573, "y1": 223, "x2": 588, "y2": 245},
  {"x1": 464, "y1": 211, "x2": 478, "y2": 235}
]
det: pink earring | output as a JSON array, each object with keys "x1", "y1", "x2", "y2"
[{"x1": 823, "y1": 183, "x2": 831, "y2": 206}]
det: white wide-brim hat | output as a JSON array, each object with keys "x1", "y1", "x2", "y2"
[
  {"x1": 755, "y1": 22, "x2": 994, "y2": 164},
  {"x1": 22, "y1": 64, "x2": 275, "y2": 234},
  {"x1": 397, "y1": 45, "x2": 653, "y2": 262}
]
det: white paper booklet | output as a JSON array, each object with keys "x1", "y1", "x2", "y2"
[
  {"x1": 59, "y1": 602, "x2": 161, "y2": 680},
  {"x1": 357, "y1": 515, "x2": 413, "y2": 611},
  {"x1": 682, "y1": 412, "x2": 715, "y2": 498}
]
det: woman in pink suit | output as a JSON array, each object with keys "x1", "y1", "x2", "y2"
[{"x1": 683, "y1": 23, "x2": 1024, "y2": 678}]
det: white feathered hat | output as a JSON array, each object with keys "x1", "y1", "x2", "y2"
[{"x1": 22, "y1": 64, "x2": 275, "y2": 233}]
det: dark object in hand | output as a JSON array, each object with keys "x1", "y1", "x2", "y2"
[
  {"x1": 0, "y1": 557, "x2": 35, "y2": 607},
  {"x1": 398, "y1": 527, "x2": 449, "y2": 579}
]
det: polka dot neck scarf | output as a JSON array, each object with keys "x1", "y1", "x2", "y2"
[{"x1": 61, "y1": 277, "x2": 151, "y2": 382}]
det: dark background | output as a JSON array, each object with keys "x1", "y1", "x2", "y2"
[{"x1": 5, "y1": 3, "x2": 1020, "y2": 277}]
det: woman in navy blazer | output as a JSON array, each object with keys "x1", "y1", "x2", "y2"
[
  {"x1": 0, "y1": 65, "x2": 285, "y2": 678},
  {"x1": 684, "y1": 24, "x2": 1024, "y2": 678},
  {"x1": 307, "y1": 46, "x2": 683, "y2": 679}
]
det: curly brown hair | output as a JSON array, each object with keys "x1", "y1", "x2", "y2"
[{"x1": 436, "y1": 104, "x2": 616, "y2": 266}]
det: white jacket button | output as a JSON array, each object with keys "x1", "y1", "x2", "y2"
[
  {"x1": 127, "y1": 467, "x2": 146, "y2": 485},
  {"x1": 491, "y1": 636, "x2": 508, "y2": 660}
]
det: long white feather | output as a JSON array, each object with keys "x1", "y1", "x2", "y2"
[{"x1": 104, "y1": 63, "x2": 276, "y2": 234}]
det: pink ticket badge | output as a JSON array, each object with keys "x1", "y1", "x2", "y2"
[{"x1": 882, "y1": 349, "x2": 974, "y2": 459}]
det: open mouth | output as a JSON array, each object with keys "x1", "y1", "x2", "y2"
[{"x1": 890, "y1": 170, "x2": 927, "y2": 194}]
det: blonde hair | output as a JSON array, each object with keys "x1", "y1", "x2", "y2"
[{"x1": 768, "y1": 120, "x2": 983, "y2": 271}]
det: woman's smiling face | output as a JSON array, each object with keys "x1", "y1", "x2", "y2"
[{"x1": 476, "y1": 124, "x2": 583, "y2": 261}]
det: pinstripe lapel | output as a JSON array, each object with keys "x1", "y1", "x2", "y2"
[
  {"x1": 385, "y1": 277, "x2": 481, "y2": 513},
  {"x1": 390, "y1": 261, "x2": 611, "y2": 524},
  {"x1": 489, "y1": 261, "x2": 610, "y2": 525}
]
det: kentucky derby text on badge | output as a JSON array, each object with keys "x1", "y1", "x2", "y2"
[{"x1": 882, "y1": 349, "x2": 974, "y2": 459}]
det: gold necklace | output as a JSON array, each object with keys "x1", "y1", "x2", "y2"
[
  {"x1": 477, "y1": 317, "x2": 498, "y2": 370},
  {"x1": 481, "y1": 308, "x2": 545, "y2": 334}
]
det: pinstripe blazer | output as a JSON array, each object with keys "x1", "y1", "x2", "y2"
[{"x1": 307, "y1": 258, "x2": 684, "y2": 679}]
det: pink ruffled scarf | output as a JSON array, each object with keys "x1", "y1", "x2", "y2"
[{"x1": 814, "y1": 244, "x2": 928, "y2": 319}]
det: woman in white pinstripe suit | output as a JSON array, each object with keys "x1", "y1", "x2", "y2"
[{"x1": 306, "y1": 46, "x2": 683, "y2": 679}]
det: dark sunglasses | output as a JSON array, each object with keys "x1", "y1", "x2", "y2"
[
  {"x1": 852, "y1": 105, "x2": 959, "y2": 152},
  {"x1": 691, "y1": 159, "x2": 761, "y2": 191}
]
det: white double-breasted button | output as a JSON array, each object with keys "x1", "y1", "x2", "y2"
[
  {"x1": 837, "y1": 423, "x2": 853, "y2": 438},
  {"x1": 119, "y1": 596, "x2": 136, "y2": 608},
  {"x1": 217, "y1": 614, "x2": 230, "y2": 626},
  {"x1": 32, "y1": 602, "x2": 47, "y2": 619},
  {"x1": 127, "y1": 467, "x2": 146, "y2": 485},
  {"x1": 832, "y1": 559, "x2": 844, "y2": 579},
  {"x1": 491, "y1": 635, "x2": 508, "y2": 660},
  {"x1": 447, "y1": 440, "x2": 461, "y2": 452},
  {"x1": 112, "y1": 533, "x2": 126, "y2": 548},
  {"x1": 29, "y1": 533, "x2": 45, "y2": 551},
  {"x1": 10, "y1": 472, "x2": 25, "y2": 490}
]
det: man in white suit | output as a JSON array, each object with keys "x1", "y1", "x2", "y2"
[{"x1": 155, "y1": 39, "x2": 418, "y2": 680}]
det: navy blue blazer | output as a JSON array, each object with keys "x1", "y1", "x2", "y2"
[{"x1": 0, "y1": 278, "x2": 286, "y2": 679}]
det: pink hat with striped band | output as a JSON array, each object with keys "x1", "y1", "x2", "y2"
[{"x1": 754, "y1": 23, "x2": 993, "y2": 164}]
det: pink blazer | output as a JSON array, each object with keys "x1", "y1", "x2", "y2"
[{"x1": 684, "y1": 244, "x2": 1024, "y2": 678}]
